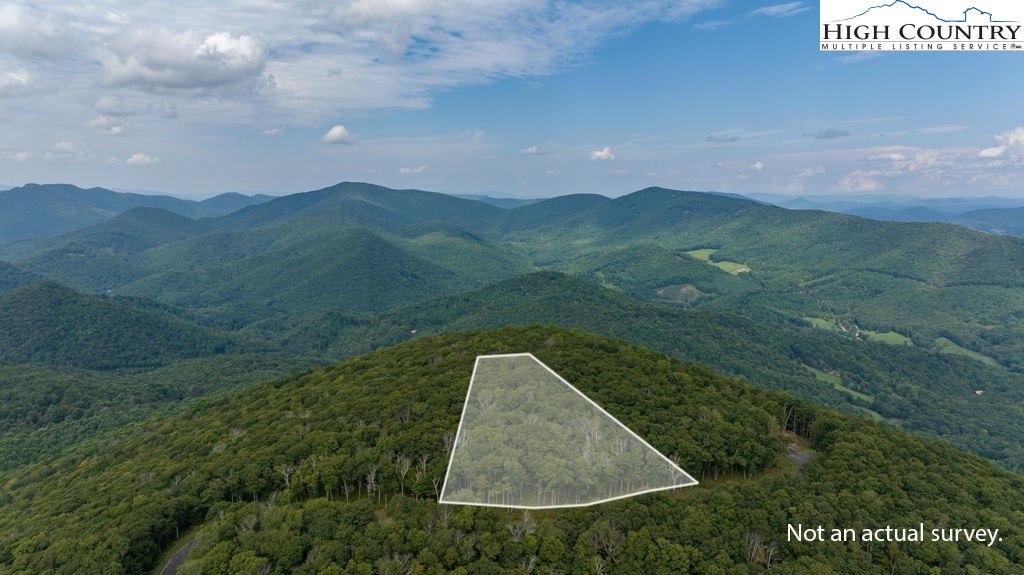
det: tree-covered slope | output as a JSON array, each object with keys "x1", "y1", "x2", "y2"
[
  {"x1": 123, "y1": 226, "x2": 463, "y2": 324},
  {"x1": 0, "y1": 262, "x2": 39, "y2": 294},
  {"x1": 0, "y1": 184, "x2": 225, "y2": 243},
  {"x1": 256, "y1": 272, "x2": 1024, "y2": 472},
  {"x1": 217, "y1": 181, "x2": 503, "y2": 231},
  {"x1": 0, "y1": 282, "x2": 239, "y2": 369},
  {"x1": 0, "y1": 354, "x2": 311, "y2": 469},
  {"x1": 488, "y1": 187, "x2": 1024, "y2": 369},
  {"x1": 1, "y1": 327, "x2": 1022, "y2": 574},
  {"x1": 0, "y1": 208, "x2": 211, "y2": 291},
  {"x1": 954, "y1": 206, "x2": 1024, "y2": 238}
]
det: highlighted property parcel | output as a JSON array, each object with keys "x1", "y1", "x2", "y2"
[{"x1": 439, "y1": 353, "x2": 697, "y2": 509}]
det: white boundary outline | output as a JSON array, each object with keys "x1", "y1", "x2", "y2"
[{"x1": 439, "y1": 352, "x2": 698, "y2": 509}]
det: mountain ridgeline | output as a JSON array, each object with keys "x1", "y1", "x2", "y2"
[{"x1": 3, "y1": 182, "x2": 1024, "y2": 572}]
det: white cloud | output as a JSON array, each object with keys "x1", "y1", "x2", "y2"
[
  {"x1": 321, "y1": 124, "x2": 352, "y2": 144},
  {"x1": 750, "y1": 2, "x2": 810, "y2": 18},
  {"x1": 54, "y1": 141, "x2": 75, "y2": 153},
  {"x1": 126, "y1": 152, "x2": 160, "y2": 165},
  {"x1": 838, "y1": 170, "x2": 882, "y2": 192},
  {"x1": 399, "y1": 165, "x2": 428, "y2": 174},
  {"x1": 103, "y1": 30, "x2": 269, "y2": 93},
  {"x1": 995, "y1": 126, "x2": 1024, "y2": 147},
  {"x1": 611, "y1": 169, "x2": 628, "y2": 175},
  {"x1": 750, "y1": 160, "x2": 765, "y2": 171},
  {"x1": 868, "y1": 152, "x2": 907, "y2": 162},
  {"x1": 89, "y1": 115, "x2": 128, "y2": 136},
  {"x1": 260, "y1": 127, "x2": 284, "y2": 136},
  {"x1": 520, "y1": 145, "x2": 544, "y2": 155},
  {"x1": 589, "y1": 146, "x2": 615, "y2": 160},
  {"x1": 976, "y1": 127, "x2": 1024, "y2": 158}
]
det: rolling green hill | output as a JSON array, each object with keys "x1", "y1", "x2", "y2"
[
  {"x1": 0, "y1": 208, "x2": 211, "y2": 291},
  {"x1": 0, "y1": 184, "x2": 229, "y2": 243},
  {"x1": 0, "y1": 282, "x2": 240, "y2": 370},
  {"x1": 487, "y1": 187, "x2": 1024, "y2": 370},
  {"x1": 217, "y1": 181, "x2": 503, "y2": 232},
  {"x1": 124, "y1": 226, "x2": 463, "y2": 325},
  {"x1": 954, "y1": 206, "x2": 1024, "y2": 238},
  {"x1": 256, "y1": 272, "x2": 1024, "y2": 472},
  {"x1": 0, "y1": 354, "x2": 310, "y2": 469},
  {"x1": 0, "y1": 262, "x2": 39, "y2": 294},
  {"x1": 1, "y1": 328, "x2": 1022, "y2": 574}
]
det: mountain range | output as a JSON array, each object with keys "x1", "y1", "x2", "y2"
[{"x1": 2, "y1": 181, "x2": 1024, "y2": 573}]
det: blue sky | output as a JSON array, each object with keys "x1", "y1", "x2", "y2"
[{"x1": 1, "y1": 0, "x2": 1022, "y2": 198}]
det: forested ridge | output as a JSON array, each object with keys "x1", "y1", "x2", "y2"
[
  {"x1": 3, "y1": 183, "x2": 1024, "y2": 573},
  {"x1": 1, "y1": 328, "x2": 1022, "y2": 574}
]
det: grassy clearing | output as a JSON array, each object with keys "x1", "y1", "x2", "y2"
[
  {"x1": 934, "y1": 337, "x2": 1001, "y2": 368},
  {"x1": 803, "y1": 316, "x2": 841, "y2": 331},
  {"x1": 684, "y1": 248, "x2": 717, "y2": 261},
  {"x1": 803, "y1": 364, "x2": 875, "y2": 403},
  {"x1": 684, "y1": 249, "x2": 750, "y2": 275},
  {"x1": 862, "y1": 330, "x2": 913, "y2": 346}
]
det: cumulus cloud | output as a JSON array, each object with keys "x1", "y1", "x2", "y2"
[
  {"x1": 589, "y1": 146, "x2": 615, "y2": 160},
  {"x1": 750, "y1": 160, "x2": 765, "y2": 171},
  {"x1": 750, "y1": 2, "x2": 810, "y2": 18},
  {"x1": 89, "y1": 115, "x2": 128, "y2": 136},
  {"x1": 798, "y1": 166, "x2": 825, "y2": 177},
  {"x1": 260, "y1": 128, "x2": 284, "y2": 136},
  {"x1": 0, "y1": 3, "x2": 77, "y2": 62},
  {"x1": 838, "y1": 170, "x2": 881, "y2": 192},
  {"x1": 520, "y1": 145, "x2": 544, "y2": 155},
  {"x1": 807, "y1": 128, "x2": 850, "y2": 139},
  {"x1": 979, "y1": 146, "x2": 1006, "y2": 158},
  {"x1": 6, "y1": 141, "x2": 91, "y2": 163},
  {"x1": 321, "y1": 124, "x2": 352, "y2": 144},
  {"x1": 103, "y1": 30, "x2": 269, "y2": 93},
  {"x1": 126, "y1": 152, "x2": 160, "y2": 165},
  {"x1": 995, "y1": 126, "x2": 1024, "y2": 146},
  {"x1": 399, "y1": 165, "x2": 428, "y2": 174},
  {"x1": 977, "y1": 127, "x2": 1024, "y2": 158}
]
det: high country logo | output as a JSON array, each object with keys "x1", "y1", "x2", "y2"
[{"x1": 820, "y1": 0, "x2": 1024, "y2": 51}]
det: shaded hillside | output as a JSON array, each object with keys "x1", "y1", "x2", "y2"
[
  {"x1": 1, "y1": 328, "x2": 1021, "y2": 573},
  {"x1": 0, "y1": 354, "x2": 312, "y2": 469},
  {"x1": 0, "y1": 208, "x2": 211, "y2": 291},
  {"x1": 0, "y1": 282, "x2": 239, "y2": 369},
  {"x1": 955, "y1": 206, "x2": 1024, "y2": 238},
  {"x1": 0, "y1": 262, "x2": 39, "y2": 294},
  {"x1": 490, "y1": 187, "x2": 1024, "y2": 369},
  {"x1": 125, "y1": 227, "x2": 462, "y2": 325},
  {"x1": 217, "y1": 181, "x2": 503, "y2": 231},
  {"x1": 258, "y1": 272, "x2": 1024, "y2": 472},
  {"x1": 198, "y1": 192, "x2": 275, "y2": 213},
  {"x1": 0, "y1": 184, "x2": 226, "y2": 243}
]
